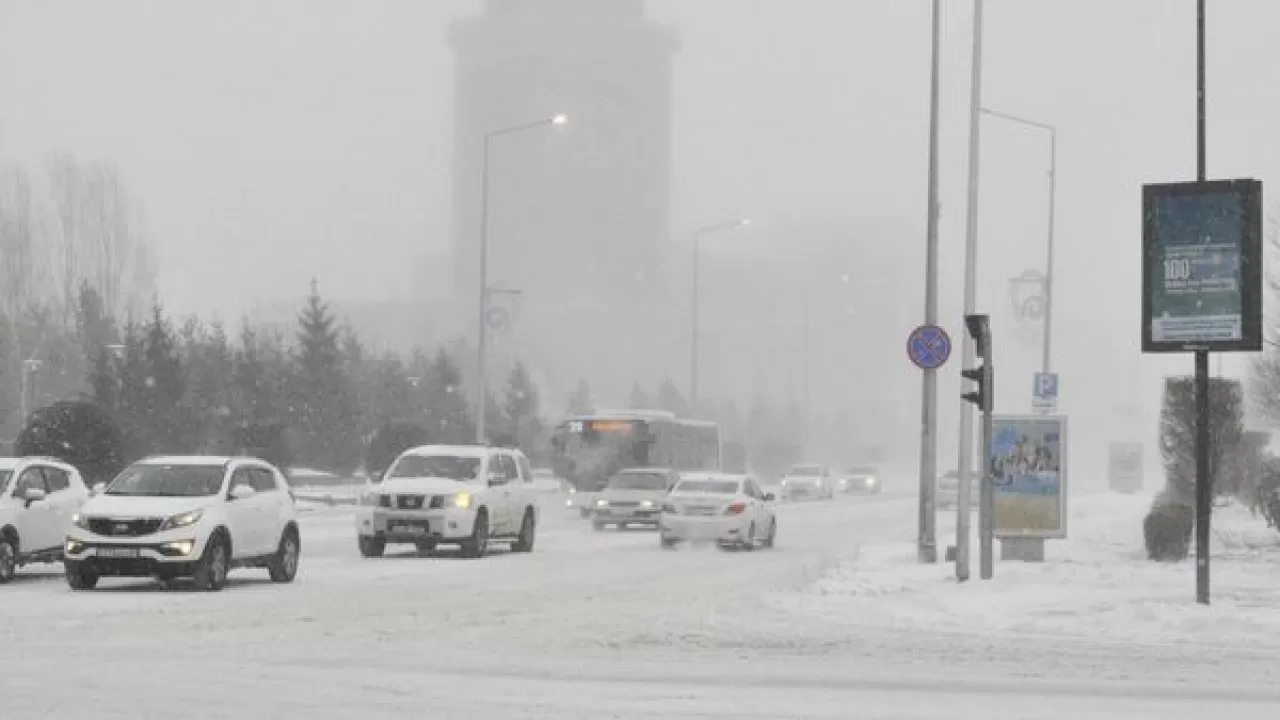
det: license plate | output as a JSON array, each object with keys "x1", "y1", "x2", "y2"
[
  {"x1": 97, "y1": 547, "x2": 140, "y2": 559},
  {"x1": 392, "y1": 524, "x2": 426, "y2": 534}
]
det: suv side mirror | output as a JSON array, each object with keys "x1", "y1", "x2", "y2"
[
  {"x1": 230, "y1": 484, "x2": 257, "y2": 501},
  {"x1": 21, "y1": 486, "x2": 47, "y2": 506}
]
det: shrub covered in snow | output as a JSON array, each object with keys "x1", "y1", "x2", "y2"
[
  {"x1": 1143, "y1": 493, "x2": 1194, "y2": 561},
  {"x1": 14, "y1": 400, "x2": 127, "y2": 485}
]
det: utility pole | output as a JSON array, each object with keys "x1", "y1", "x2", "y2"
[
  {"x1": 956, "y1": 0, "x2": 986, "y2": 583},
  {"x1": 1193, "y1": 0, "x2": 1211, "y2": 606},
  {"x1": 917, "y1": 0, "x2": 942, "y2": 564}
]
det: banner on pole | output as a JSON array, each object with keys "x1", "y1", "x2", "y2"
[
  {"x1": 989, "y1": 414, "x2": 1068, "y2": 539},
  {"x1": 1142, "y1": 179, "x2": 1263, "y2": 353}
]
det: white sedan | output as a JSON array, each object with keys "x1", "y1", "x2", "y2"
[{"x1": 658, "y1": 473, "x2": 777, "y2": 550}]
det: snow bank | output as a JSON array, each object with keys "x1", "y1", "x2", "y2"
[{"x1": 773, "y1": 492, "x2": 1280, "y2": 649}]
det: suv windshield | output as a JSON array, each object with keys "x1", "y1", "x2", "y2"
[
  {"x1": 608, "y1": 473, "x2": 667, "y2": 491},
  {"x1": 0, "y1": 470, "x2": 12, "y2": 494},
  {"x1": 674, "y1": 479, "x2": 740, "y2": 494},
  {"x1": 389, "y1": 455, "x2": 481, "y2": 481},
  {"x1": 789, "y1": 465, "x2": 821, "y2": 476},
  {"x1": 107, "y1": 464, "x2": 224, "y2": 497}
]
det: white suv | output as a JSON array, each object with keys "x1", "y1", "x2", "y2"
[
  {"x1": 0, "y1": 457, "x2": 90, "y2": 583},
  {"x1": 356, "y1": 445, "x2": 538, "y2": 559},
  {"x1": 63, "y1": 456, "x2": 300, "y2": 591}
]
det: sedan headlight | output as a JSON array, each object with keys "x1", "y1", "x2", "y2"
[
  {"x1": 71, "y1": 512, "x2": 90, "y2": 530},
  {"x1": 451, "y1": 491, "x2": 473, "y2": 509},
  {"x1": 159, "y1": 509, "x2": 203, "y2": 531}
]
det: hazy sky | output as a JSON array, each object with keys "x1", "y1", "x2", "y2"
[{"x1": 3, "y1": 0, "x2": 1279, "y2": 480}]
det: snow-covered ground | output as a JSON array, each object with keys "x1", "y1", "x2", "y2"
[
  {"x1": 3, "y1": 484, "x2": 1279, "y2": 718},
  {"x1": 776, "y1": 492, "x2": 1280, "y2": 649}
]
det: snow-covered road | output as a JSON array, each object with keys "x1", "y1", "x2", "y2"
[{"x1": 3, "y1": 489, "x2": 1278, "y2": 718}]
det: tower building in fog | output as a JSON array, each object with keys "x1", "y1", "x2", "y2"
[{"x1": 449, "y1": 0, "x2": 678, "y2": 406}]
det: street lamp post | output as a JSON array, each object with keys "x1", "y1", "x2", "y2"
[
  {"x1": 474, "y1": 114, "x2": 568, "y2": 445},
  {"x1": 980, "y1": 107, "x2": 1057, "y2": 375},
  {"x1": 690, "y1": 218, "x2": 750, "y2": 411}
]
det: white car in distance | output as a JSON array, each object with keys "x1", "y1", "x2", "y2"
[
  {"x1": 356, "y1": 445, "x2": 538, "y2": 559},
  {"x1": 63, "y1": 456, "x2": 301, "y2": 591},
  {"x1": 659, "y1": 473, "x2": 777, "y2": 551},
  {"x1": 0, "y1": 457, "x2": 90, "y2": 583}
]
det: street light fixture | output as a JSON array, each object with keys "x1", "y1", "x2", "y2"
[
  {"x1": 474, "y1": 113, "x2": 569, "y2": 444},
  {"x1": 980, "y1": 106, "x2": 1057, "y2": 375},
  {"x1": 689, "y1": 218, "x2": 751, "y2": 411}
]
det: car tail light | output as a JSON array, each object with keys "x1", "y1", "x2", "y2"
[{"x1": 725, "y1": 501, "x2": 746, "y2": 515}]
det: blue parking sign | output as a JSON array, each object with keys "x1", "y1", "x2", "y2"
[{"x1": 1033, "y1": 372, "x2": 1058, "y2": 410}]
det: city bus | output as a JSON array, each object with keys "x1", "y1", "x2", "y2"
[{"x1": 550, "y1": 410, "x2": 721, "y2": 510}]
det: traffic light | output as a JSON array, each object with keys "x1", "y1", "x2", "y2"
[{"x1": 962, "y1": 364, "x2": 989, "y2": 411}]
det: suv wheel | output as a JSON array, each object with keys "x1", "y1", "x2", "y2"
[
  {"x1": 358, "y1": 536, "x2": 385, "y2": 558},
  {"x1": 511, "y1": 509, "x2": 536, "y2": 553},
  {"x1": 0, "y1": 538, "x2": 16, "y2": 584},
  {"x1": 193, "y1": 534, "x2": 230, "y2": 592},
  {"x1": 267, "y1": 528, "x2": 300, "y2": 583},
  {"x1": 65, "y1": 560, "x2": 99, "y2": 590},
  {"x1": 460, "y1": 511, "x2": 489, "y2": 559}
]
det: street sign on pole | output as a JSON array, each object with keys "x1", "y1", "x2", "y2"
[
  {"x1": 1032, "y1": 372, "x2": 1058, "y2": 412},
  {"x1": 907, "y1": 324, "x2": 952, "y2": 371}
]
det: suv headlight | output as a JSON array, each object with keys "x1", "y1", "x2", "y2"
[
  {"x1": 159, "y1": 509, "x2": 203, "y2": 531},
  {"x1": 71, "y1": 512, "x2": 90, "y2": 530},
  {"x1": 451, "y1": 491, "x2": 472, "y2": 509}
]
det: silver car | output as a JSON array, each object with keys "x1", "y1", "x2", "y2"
[{"x1": 592, "y1": 468, "x2": 679, "y2": 531}]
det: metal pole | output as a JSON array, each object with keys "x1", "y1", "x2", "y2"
[
  {"x1": 802, "y1": 288, "x2": 812, "y2": 446},
  {"x1": 691, "y1": 231, "x2": 701, "y2": 410},
  {"x1": 1194, "y1": 0, "x2": 1211, "y2": 606},
  {"x1": 956, "y1": 0, "x2": 985, "y2": 583},
  {"x1": 1042, "y1": 129, "x2": 1057, "y2": 374},
  {"x1": 979, "y1": 333, "x2": 995, "y2": 579},
  {"x1": 474, "y1": 134, "x2": 493, "y2": 444},
  {"x1": 917, "y1": 0, "x2": 942, "y2": 565}
]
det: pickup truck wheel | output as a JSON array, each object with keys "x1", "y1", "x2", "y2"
[
  {"x1": 0, "y1": 538, "x2": 16, "y2": 584},
  {"x1": 358, "y1": 536, "x2": 385, "y2": 558},
  {"x1": 460, "y1": 511, "x2": 489, "y2": 559},
  {"x1": 511, "y1": 509, "x2": 536, "y2": 553},
  {"x1": 193, "y1": 535, "x2": 229, "y2": 592},
  {"x1": 267, "y1": 528, "x2": 300, "y2": 583}
]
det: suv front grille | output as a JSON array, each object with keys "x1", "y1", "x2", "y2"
[
  {"x1": 88, "y1": 517, "x2": 164, "y2": 537},
  {"x1": 396, "y1": 494, "x2": 426, "y2": 510}
]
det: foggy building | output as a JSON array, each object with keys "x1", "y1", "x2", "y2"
[{"x1": 448, "y1": 0, "x2": 679, "y2": 409}]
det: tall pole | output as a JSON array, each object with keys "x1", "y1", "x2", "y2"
[
  {"x1": 691, "y1": 232, "x2": 702, "y2": 410},
  {"x1": 1194, "y1": 0, "x2": 1211, "y2": 606},
  {"x1": 917, "y1": 0, "x2": 942, "y2": 564},
  {"x1": 474, "y1": 134, "x2": 494, "y2": 444},
  {"x1": 472, "y1": 115, "x2": 567, "y2": 444},
  {"x1": 956, "y1": 0, "x2": 985, "y2": 583},
  {"x1": 1042, "y1": 129, "x2": 1057, "y2": 374}
]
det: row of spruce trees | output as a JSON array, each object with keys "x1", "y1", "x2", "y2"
[{"x1": 16, "y1": 281, "x2": 549, "y2": 481}]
